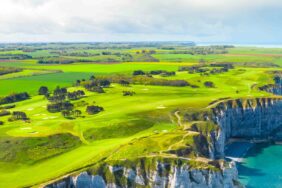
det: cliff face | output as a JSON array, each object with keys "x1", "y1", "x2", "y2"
[
  {"x1": 259, "y1": 76, "x2": 282, "y2": 95},
  {"x1": 45, "y1": 158, "x2": 241, "y2": 188},
  {"x1": 210, "y1": 98, "x2": 282, "y2": 158}
]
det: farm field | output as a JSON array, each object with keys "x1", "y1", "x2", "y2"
[{"x1": 0, "y1": 43, "x2": 281, "y2": 187}]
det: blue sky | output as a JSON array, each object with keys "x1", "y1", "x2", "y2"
[{"x1": 0, "y1": 0, "x2": 281, "y2": 44}]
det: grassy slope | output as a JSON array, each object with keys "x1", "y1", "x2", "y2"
[{"x1": 0, "y1": 46, "x2": 280, "y2": 187}]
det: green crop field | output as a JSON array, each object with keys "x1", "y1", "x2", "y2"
[{"x1": 0, "y1": 43, "x2": 281, "y2": 188}]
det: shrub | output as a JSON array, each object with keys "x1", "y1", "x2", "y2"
[
  {"x1": 133, "y1": 70, "x2": 145, "y2": 76},
  {"x1": 123, "y1": 91, "x2": 136, "y2": 96},
  {"x1": 204, "y1": 81, "x2": 215, "y2": 88},
  {"x1": 0, "y1": 104, "x2": 15, "y2": 110},
  {"x1": 86, "y1": 106, "x2": 104, "y2": 115},
  {"x1": 0, "y1": 110, "x2": 10, "y2": 117},
  {"x1": 119, "y1": 80, "x2": 130, "y2": 86}
]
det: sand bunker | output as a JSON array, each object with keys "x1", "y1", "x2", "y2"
[
  {"x1": 156, "y1": 105, "x2": 166, "y2": 109},
  {"x1": 21, "y1": 127, "x2": 32, "y2": 130}
]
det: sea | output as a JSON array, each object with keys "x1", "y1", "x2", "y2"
[{"x1": 225, "y1": 142, "x2": 282, "y2": 188}]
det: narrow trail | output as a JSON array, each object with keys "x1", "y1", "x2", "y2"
[
  {"x1": 167, "y1": 132, "x2": 191, "y2": 151},
  {"x1": 79, "y1": 132, "x2": 90, "y2": 145},
  {"x1": 174, "y1": 110, "x2": 182, "y2": 126},
  {"x1": 205, "y1": 100, "x2": 223, "y2": 109},
  {"x1": 145, "y1": 153, "x2": 211, "y2": 163}
]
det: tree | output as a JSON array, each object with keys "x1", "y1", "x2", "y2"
[
  {"x1": 74, "y1": 110, "x2": 82, "y2": 117},
  {"x1": 38, "y1": 86, "x2": 49, "y2": 95}
]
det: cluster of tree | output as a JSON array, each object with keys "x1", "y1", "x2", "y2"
[
  {"x1": 61, "y1": 109, "x2": 82, "y2": 119},
  {"x1": 0, "y1": 110, "x2": 10, "y2": 117},
  {"x1": 101, "y1": 51, "x2": 112, "y2": 55},
  {"x1": 123, "y1": 91, "x2": 136, "y2": 96},
  {"x1": 179, "y1": 66, "x2": 211, "y2": 74},
  {"x1": 133, "y1": 53, "x2": 159, "y2": 62},
  {"x1": 210, "y1": 63, "x2": 234, "y2": 69},
  {"x1": 46, "y1": 86, "x2": 71, "y2": 113},
  {"x1": 0, "y1": 121, "x2": 3, "y2": 125},
  {"x1": 171, "y1": 46, "x2": 233, "y2": 55},
  {"x1": 54, "y1": 87, "x2": 67, "y2": 96},
  {"x1": 121, "y1": 53, "x2": 133, "y2": 62},
  {"x1": 0, "y1": 67, "x2": 22, "y2": 76},
  {"x1": 135, "y1": 50, "x2": 156, "y2": 54},
  {"x1": 133, "y1": 70, "x2": 175, "y2": 77},
  {"x1": 22, "y1": 49, "x2": 37, "y2": 52},
  {"x1": 86, "y1": 105, "x2": 104, "y2": 115},
  {"x1": 76, "y1": 76, "x2": 111, "y2": 93},
  {"x1": 131, "y1": 75, "x2": 189, "y2": 87},
  {"x1": 209, "y1": 68, "x2": 230, "y2": 74},
  {"x1": 38, "y1": 58, "x2": 77, "y2": 64},
  {"x1": 47, "y1": 101, "x2": 74, "y2": 113},
  {"x1": 0, "y1": 92, "x2": 30, "y2": 105},
  {"x1": 45, "y1": 86, "x2": 86, "y2": 117},
  {"x1": 149, "y1": 70, "x2": 176, "y2": 77},
  {"x1": 8, "y1": 111, "x2": 28, "y2": 121},
  {"x1": 67, "y1": 90, "x2": 85, "y2": 100},
  {"x1": 0, "y1": 54, "x2": 32, "y2": 60},
  {"x1": 204, "y1": 81, "x2": 215, "y2": 88},
  {"x1": 59, "y1": 51, "x2": 100, "y2": 57},
  {"x1": 96, "y1": 74, "x2": 190, "y2": 87},
  {"x1": 86, "y1": 86, "x2": 105, "y2": 93},
  {"x1": 179, "y1": 64, "x2": 233, "y2": 75},
  {"x1": 46, "y1": 87, "x2": 68, "y2": 103}
]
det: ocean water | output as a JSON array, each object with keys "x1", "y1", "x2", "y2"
[{"x1": 238, "y1": 144, "x2": 282, "y2": 188}]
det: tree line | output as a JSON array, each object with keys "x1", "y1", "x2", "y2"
[{"x1": 0, "y1": 92, "x2": 30, "y2": 105}]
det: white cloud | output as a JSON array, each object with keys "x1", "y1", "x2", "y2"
[{"x1": 0, "y1": 0, "x2": 281, "y2": 43}]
